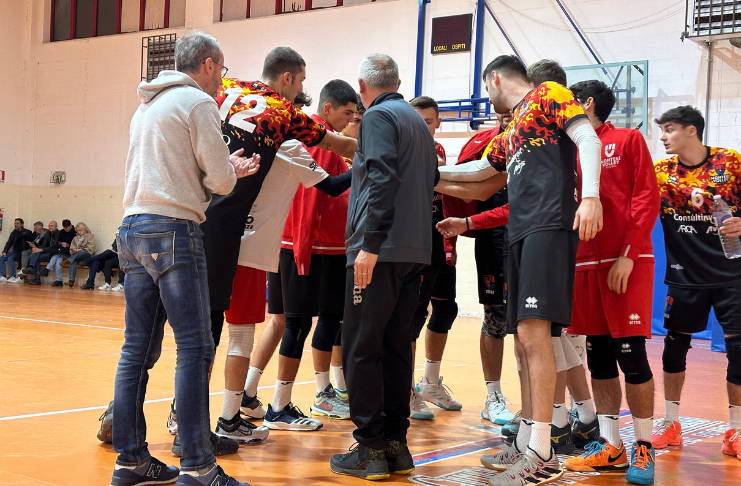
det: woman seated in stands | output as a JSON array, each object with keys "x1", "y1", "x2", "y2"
[{"x1": 66, "y1": 222, "x2": 96, "y2": 287}]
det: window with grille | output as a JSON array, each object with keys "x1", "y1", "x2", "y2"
[
  {"x1": 219, "y1": 0, "x2": 378, "y2": 22},
  {"x1": 686, "y1": 0, "x2": 741, "y2": 38},
  {"x1": 142, "y1": 34, "x2": 176, "y2": 82}
]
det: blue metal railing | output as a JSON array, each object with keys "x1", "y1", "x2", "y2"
[{"x1": 437, "y1": 97, "x2": 494, "y2": 122}]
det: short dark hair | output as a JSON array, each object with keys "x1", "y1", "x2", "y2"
[
  {"x1": 34, "y1": 221, "x2": 43, "y2": 228},
  {"x1": 262, "y1": 47, "x2": 306, "y2": 82},
  {"x1": 409, "y1": 95, "x2": 439, "y2": 117},
  {"x1": 527, "y1": 59, "x2": 567, "y2": 86},
  {"x1": 293, "y1": 92, "x2": 312, "y2": 107},
  {"x1": 318, "y1": 80, "x2": 358, "y2": 110},
  {"x1": 569, "y1": 80, "x2": 616, "y2": 123},
  {"x1": 482, "y1": 55, "x2": 528, "y2": 82},
  {"x1": 356, "y1": 96, "x2": 365, "y2": 115},
  {"x1": 62, "y1": 219, "x2": 72, "y2": 228},
  {"x1": 655, "y1": 105, "x2": 705, "y2": 141},
  {"x1": 15, "y1": 218, "x2": 24, "y2": 225}
]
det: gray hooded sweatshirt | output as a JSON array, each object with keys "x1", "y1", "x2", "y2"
[{"x1": 123, "y1": 70, "x2": 236, "y2": 224}]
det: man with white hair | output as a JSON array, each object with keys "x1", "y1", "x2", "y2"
[
  {"x1": 110, "y1": 31, "x2": 258, "y2": 486},
  {"x1": 329, "y1": 54, "x2": 438, "y2": 480}
]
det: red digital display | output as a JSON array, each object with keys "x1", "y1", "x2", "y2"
[{"x1": 431, "y1": 14, "x2": 472, "y2": 54}]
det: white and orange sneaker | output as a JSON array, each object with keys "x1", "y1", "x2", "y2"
[
  {"x1": 721, "y1": 428, "x2": 741, "y2": 459},
  {"x1": 651, "y1": 418, "x2": 683, "y2": 449}
]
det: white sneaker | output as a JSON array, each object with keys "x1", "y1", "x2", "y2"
[
  {"x1": 410, "y1": 388, "x2": 434, "y2": 420},
  {"x1": 482, "y1": 392, "x2": 515, "y2": 425},
  {"x1": 417, "y1": 376, "x2": 462, "y2": 411},
  {"x1": 111, "y1": 284, "x2": 124, "y2": 292},
  {"x1": 98, "y1": 283, "x2": 111, "y2": 290},
  {"x1": 480, "y1": 441, "x2": 524, "y2": 471},
  {"x1": 8, "y1": 277, "x2": 22, "y2": 283},
  {"x1": 166, "y1": 400, "x2": 177, "y2": 435},
  {"x1": 0, "y1": 276, "x2": 7, "y2": 282}
]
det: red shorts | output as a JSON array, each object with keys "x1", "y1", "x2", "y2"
[
  {"x1": 224, "y1": 265, "x2": 267, "y2": 325},
  {"x1": 570, "y1": 262, "x2": 654, "y2": 338}
]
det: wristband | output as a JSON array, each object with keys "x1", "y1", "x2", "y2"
[{"x1": 465, "y1": 217, "x2": 470, "y2": 231}]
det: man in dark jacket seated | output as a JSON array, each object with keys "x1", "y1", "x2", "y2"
[{"x1": 81, "y1": 239, "x2": 124, "y2": 291}]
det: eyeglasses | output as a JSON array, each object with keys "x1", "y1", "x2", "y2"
[{"x1": 203, "y1": 58, "x2": 228, "y2": 77}]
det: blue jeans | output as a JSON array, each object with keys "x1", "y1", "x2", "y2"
[
  {"x1": 0, "y1": 251, "x2": 18, "y2": 277},
  {"x1": 67, "y1": 249, "x2": 91, "y2": 281},
  {"x1": 48, "y1": 254, "x2": 69, "y2": 281},
  {"x1": 112, "y1": 214, "x2": 215, "y2": 471}
]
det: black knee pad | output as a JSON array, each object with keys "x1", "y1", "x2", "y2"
[
  {"x1": 311, "y1": 313, "x2": 342, "y2": 353},
  {"x1": 725, "y1": 335, "x2": 741, "y2": 386},
  {"x1": 427, "y1": 300, "x2": 458, "y2": 334},
  {"x1": 412, "y1": 305, "x2": 429, "y2": 342},
  {"x1": 211, "y1": 310, "x2": 225, "y2": 350},
  {"x1": 279, "y1": 316, "x2": 313, "y2": 359},
  {"x1": 615, "y1": 336, "x2": 653, "y2": 385},
  {"x1": 585, "y1": 335, "x2": 619, "y2": 380},
  {"x1": 662, "y1": 331, "x2": 692, "y2": 374}
]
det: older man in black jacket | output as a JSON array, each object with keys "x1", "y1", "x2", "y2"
[{"x1": 329, "y1": 53, "x2": 438, "y2": 481}]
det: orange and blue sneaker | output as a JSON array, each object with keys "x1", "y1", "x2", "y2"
[
  {"x1": 721, "y1": 428, "x2": 741, "y2": 459},
  {"x1": 626, "y1": 441, "x2": 655, "y2": 485},
  {"x1": 562, "y1": 438, "x2": 629, "y2": 473},
  {"x1": 651, "y1": 418, "x2": 682, "y2": 449}
]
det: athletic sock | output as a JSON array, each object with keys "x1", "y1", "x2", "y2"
[
  {"x1": 424, "y1": 359, "x2": 441, "y2": 384},
  {"x1": 315, "y1": 371, "x2": 330, "y2": 393},
  {"x1": 729, "y1": 404, "x2": 741, "y2": 430},
  {"x1": 665, "y1": 399, "x2": 680, "y2": 423},
  {"x1": 221, "y1": 390, "x2": 244, "y2": 421},
  {"x1": 575, "y1": 399, "x2": 597, "y2": 424},
  {"x1": 244, "y1": 366, "x2": 263, "y2": 397},
  {"x1": 516, "y1": 419, "x2": 533, "y2": 452},
  {"x1": 598, "y1": 414, "x2": 621, "y2": 446},
  {"x1": 272, "y1": 380, "x2": 294, "y2": 412},
  {"x1": 332, "y1": 365, "x2": 346, "y2": 389},
  {"x1": 552, "y1": 403, "x2": 569, "y2": 428},
  {"x1": 486, "y1": 380, "x2": 502, "y2": 396},
  {"x1": 633, "y1": 416, "x2": 653, "y2": 443},
  {"x1": 528, "y1": 421, "x2": 553, "y2": 460}
]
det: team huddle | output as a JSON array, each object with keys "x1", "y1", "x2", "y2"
[{"x1": 104, "y1": 31, "x2": 741, "y2": 486}]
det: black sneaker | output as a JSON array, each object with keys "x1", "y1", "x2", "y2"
[
  {"x1": 175, "y1": 464, "x2": 249, "y2": 486},
  {"x1": 40, "y1": 268, "x2": 49, "y2": 277},
  {"x1": 572, "y1": 417, "x2": 600, "y2": 449},
  {"x1": 384, "y1": 440, "x2": 415, "y2": 475},
  {"x1": 22, "y1": 267, "x2": 35, "y2": 275},
  {"x1": 172, "y1": 432, "x2": 239, "y2": 457},
  {"x1": 98, "y1": 400, "x2": 114, "y2": 443},
  {"x1": 214, "y1": 413, "x2": 269, "y2": 443},
  {"x1": 330, "y1": 443, "x2": 390, "y2": 480},
  {"x1": 81, "y1": 282, "x2": 95, "y2": 290},
  {"x1": 551, "y1": 422, "x2": 576, "y2": 454},
  {"x1": 51, "y1": 281, "x2": 63, "y2": 287},
  {"x1": 27, "y1": 278, "x2": 41, "y2": 285},
  {"x1": 110, "y1": 456, "x2": 179, "y2": 486},
  {"x1": 502, "y1": 410, "x2": 521, "y2": 439}
]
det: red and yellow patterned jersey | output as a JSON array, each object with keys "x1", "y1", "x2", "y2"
[
  {"x1": 485, "y1": 81, "x2": 588, "y2": 243},
  {"x1": 655, "y1": 146, "x2": 741, "y2": 288},
  {"x1": 205, "y1": 79, "x2": 327, "y2": 233}
]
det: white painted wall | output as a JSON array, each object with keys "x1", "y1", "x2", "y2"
[{"x1": 4, "y1": 0, "x2": 741, "y2": 312}]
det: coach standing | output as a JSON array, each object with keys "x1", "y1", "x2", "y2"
[{"x1": 329, "y1": 54, "x2": 438, "y2": 481}]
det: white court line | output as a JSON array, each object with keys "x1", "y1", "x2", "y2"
[{"x1": 0, "y1": 381, "x2": 314, "y2": 422}]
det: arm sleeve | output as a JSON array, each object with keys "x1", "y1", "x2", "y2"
[
  {"x1": 566, "y1": 119, "x2": 601, "y2": 198},
  {"x1": 470, "y1": 204, "x2": 510, "y2": 229},
  {"x1": 438, "y1": 156, "x2": 499, "y2": 182},
  {"x1": 360, "y1": 110, "x2": 401, "y2": 254},
  {"x1": 315, "y1": 170, "x2": 352, "y2": 197},
  {"x1": 188, "y1": 100, "x2": 237, "y2": 196},
  {"x1": 280, "y1": 140, "x2": 328, "y2": 188},
  {"x1": 621, "y1": 131, "x2": 661, "y2": 260}
]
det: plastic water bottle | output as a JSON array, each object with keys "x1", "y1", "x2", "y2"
[{"x1": 712, "y1": 195, "x2": 741, "y2": 259}]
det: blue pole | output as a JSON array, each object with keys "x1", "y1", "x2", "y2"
[
  {"x1": 553, "y1": 0, "x2": 601, "y2": 65},
  {"x1": 415, "y1": 0, "x2": 430, "y2": 98},
  {"x1": 472, "y1": 0, "x2": 485, "y2": 100},
  {"x1": 483, "y1": 0, "x2": 524, "y2": 63}
]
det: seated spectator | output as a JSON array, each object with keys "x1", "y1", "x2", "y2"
[
  {"x1": 42, "y1": 219, "x2": 76, "y2": 287},
  {"x1": 21, "y1": 222, "x2": 46, "y2": 271},
  {"x1": 0, "y1": 218, "x2": 32, "y2": 283},
  {"x1": 26, "y1": 221, "x2": 58, "y2": 284},
  {"x1": 67, "y1": 222, "x2": 96, "y2": 287},
  {"x1": 81, "y1": 238, "x2": 124, "y2": 291}
]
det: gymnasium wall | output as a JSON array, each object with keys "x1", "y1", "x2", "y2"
[{"x1": 3, "y1": 0, "x2": 741, "y2": 316}]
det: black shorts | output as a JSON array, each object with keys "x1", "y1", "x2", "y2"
[
  {"x1": 506, "y1": 229, "x2": 578, "y2": 334},
  {"x1": 267, "y1": 248, "x2": 321, "y2": 317},
  {"x1": 663, "y1": 281, "x2": 741, "y2": 335},
  {"x1": 318, "y1": 254, "x2": 347, "y2": 315},
  {"x1": 418, "y1": 258, "x2": 456, "y2": 306},
  {"x1": 475, "y1": 229, "x2": 506, "y2": 306},
  {"x1": 202, "y1": 221, "x2": 243, "y2": 312}
]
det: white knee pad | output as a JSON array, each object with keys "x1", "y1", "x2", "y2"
[
  {"x1": 566, "y1": 333, "x2": 586, "y2": 365},
  {"x1": 552, "y1": 336, "x2": 568, "y2": 372},
  {"x1": 561, "y1": 334, "x2": 583, "y2": 369},
  {"x1": 226, "y1": 324, "x2": 255, "y2": 359}
]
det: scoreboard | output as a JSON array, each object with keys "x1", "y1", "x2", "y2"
[{"x1": 431, "y1": 14, "x2": 473, "y2": 54}]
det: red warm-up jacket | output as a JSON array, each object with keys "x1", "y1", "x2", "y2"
[{"x1": 281, "y1": 115, "x2": 349, "y2": 275}]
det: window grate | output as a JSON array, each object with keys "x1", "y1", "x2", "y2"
[
  {"x1": 686, "y1": 0, "x2": 741, "y2": 39},
  {"x1": 141, "y1": 34, "x2": 177, "y2": 82}
]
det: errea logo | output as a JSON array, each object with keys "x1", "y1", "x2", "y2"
[
  {"x1": 629, "y1": 314, "x2": 641, "y2": 325},
  {"x1": 525, "y1": 297, "x2": 538, "y2": 309},
  {"x1": 353, "y1": 285, "x2": 362, "y2": 305},
  {"x1": 621, "y1": 343, "x2": 632, "y2": 353}
]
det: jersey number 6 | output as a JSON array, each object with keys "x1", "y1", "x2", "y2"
[
  {"x1": 691, "y1": 187, "x2": 704, "y2": 208},
  {"x1": 218, "y1": 87, "x2": 268, "y2": 134}
]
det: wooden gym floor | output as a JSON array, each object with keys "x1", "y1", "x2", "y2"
[{"x1": 1, "y1": 284, "x2": 739, "y2": 486}]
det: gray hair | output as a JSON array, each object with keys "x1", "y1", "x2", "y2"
[
  {"x1": 358, "y1": 54, "x2": 399, "y2": 89},
  {"x1": 175, "y1": 31, "x2": 222, "y2": 74}
]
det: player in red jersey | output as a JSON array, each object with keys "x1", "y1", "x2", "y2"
[
  {"x1": 652, "y1": 106, "x2": 741, "y2": 461},
  {"x1": 557, "y1": 81, "x2": 661, "y2": 484}
]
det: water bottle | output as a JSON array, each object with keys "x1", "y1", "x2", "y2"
[{"x1": 712, "y1": 195, "x2": 741, "y2": 259}]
